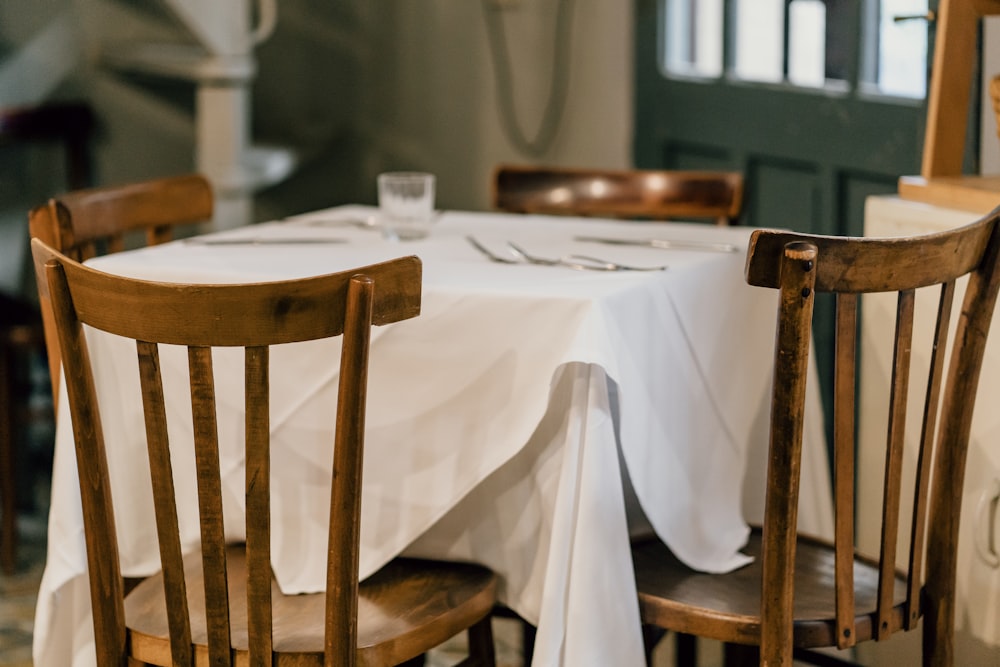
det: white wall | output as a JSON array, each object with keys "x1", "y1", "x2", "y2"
[
  {"x1": 256, "y1": 0, "x2": 633, "y2": 217},
  {"x1": 1, "y1": 0, "x2": 634, "y2": 222}
]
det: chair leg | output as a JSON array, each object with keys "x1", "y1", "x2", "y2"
[
  {"x1": 675, "y1": 632, "x2": 697, "y2": 666},
  {"x1": 0, "y1": 339, "x2": 17, "y2": 575},
  {"x1": 520, "y1": 618, "x2": 535, "y2": 665},
  {"x1": 640, "y1": 629, "x2": 697, "y2": 667},
  {"x1": 640, "y1": 625, "x2": 666, "y2": 664},
  {"x1": 723, "y1": 642, "x2": 759, "y2": 667},
  {"x1": 465, "y1": 615, "x2": 497, "y2": 667},
  {"x1": 488, "y1": 604, "x2": 534, "y2": 665}
]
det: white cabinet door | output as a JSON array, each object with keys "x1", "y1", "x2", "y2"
[{"x1": 859, "y1": 195, "x2": 1000, "y2": 662}]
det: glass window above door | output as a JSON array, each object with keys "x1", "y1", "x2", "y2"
[
  {"x1": 660, "y1": 0, "x2": 929, "y2": 99},
  {"x1": 663, "y1": 0, "x2": 724, "y2": 77},
  {"x1": 871, "y1": 0, "x2": 929, "y2": 97}
]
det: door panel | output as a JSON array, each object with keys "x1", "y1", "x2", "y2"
[{"x1": 638, "y1": 76, "x2": 925, "y2": 234}]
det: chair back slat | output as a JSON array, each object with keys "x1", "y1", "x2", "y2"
[
  {"x1": 136, "y1": 339, "x2": 194, "y2": 664},
  {"x1": 79, "y1": 239, "x2": 99, "y2": 262},
  {"x1": 925, "y1": 219, "x2": 1000, "y2": 657},
  {"x1": 148, "y1": 225, "x2": 175, "y2": 248},
  {"x1": 744, "y1": 205, "x2": 1000, "y2": 666},
  {"x1": 832, "y1": 292, "x2": 858, "y2": 649},
  {"x1": 759, "y1": 241, "x2": 817, "y2": 664},
  {"x1": 876, "y1": 290, "x2": 915, "y2": 640},
  {"x1": 245, "y1": 345, "x2": 273, "y2": 664},
  {"x1": 325, "y1": 275, "x2": 375, "y2": 666},
  {"x1": 44, "y1": 257, "x2": 127, "y2": 666},
  {"x1": 905, "y1": 280, "x2": 955, "y2": 631},
  {"x1": 493, "y1": 164, "x2": 745, "y2": 225},
  {"x1": 106, "y1": 233, "x2": 126, "y2": 256},
  {"x1": 188, "y1": 346, "x2": 233, "y2": 666},
  {"x1": 31, "y1": 237, "x2": 422, "y2": 667}
]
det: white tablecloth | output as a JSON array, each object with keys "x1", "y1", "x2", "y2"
[{"x1": 33, "y1": 207, "x2": 833, "y2": 666}]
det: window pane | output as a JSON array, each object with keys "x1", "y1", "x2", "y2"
[
  {"x1": 663, "y1": 0, "x2": 723, "y2": 77},
  {"x1": 788, "y1": 0, "x2": 826, "y2": 87},
  {"x1": 734, "y1": 0, "x2": 784, "y2": 83},
  {"x1": 873, "y1": 0, "x2": 928, "y2": 97},
  {"x1": 659, "y1": 0, "x2": 928, "y2": 98}
]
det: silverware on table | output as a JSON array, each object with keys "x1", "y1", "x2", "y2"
[
  {"x1": 507, "y1": 242, "x2": 666, "y2": 272},
  {"x1": 298, "y1": 217, "x2": 379, "y2": 228},
  {"x1": 466, "y1": 236, "x2": 666, "y2": 272},
  {"x1": 574, "y1": 235, "x2": 741, "y2": 253},
  {"x1": 185, "y1": 237, "x2": 348, "y2": 246},
  {"x1": 466, "y1": 236, "x2": 520, "y2": 264}
]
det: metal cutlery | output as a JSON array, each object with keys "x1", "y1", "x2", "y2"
[
  {"x1": 565, "y1": 254, "x2": 667, "y2": 272},
  {"x1": 185, "y1": 237, "x2": 347, "y2": 246},
  {"x1": 466, "y1": 236, "x2": 520, "y2": 264},
  {"x1": 298, "y1": 216, "x2": 378, "y2": 228},
  {"x1": 505, "y1": 242, "x2": 562, "y2": 266},
  {"x1": 574, "y1": 235, "x2": 741, "y2": 253},
  {"x1": 507, "y1": 242, "x2": 666, "y2": 272},
  {"x1": 466, "y1": 236, "x2": 666, "y2": 272}
]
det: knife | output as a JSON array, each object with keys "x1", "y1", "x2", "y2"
[
  {"x1": 186, "y1": 237, "x2": 347, "y2": 246},
  {"x1": 574, "y1": 235, "x2": 741, "y2": 253}
]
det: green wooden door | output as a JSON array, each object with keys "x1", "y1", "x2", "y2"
[
  {"x1": 635, "y1": 0, "x2": 937, "y2": 236},
  {"x1": 634, "y1": 0, "x2": 940, "y2": 446}
]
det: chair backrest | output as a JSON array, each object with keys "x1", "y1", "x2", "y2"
[
  {"x1": 492, "y1": 164, "x2": 744, "y2": 225},
  {"x1": 28, "y1": 173, "x2": 213, "y2": 405},
  {"x1": 744, "y1": 206, "x2": 1000, "y2": 665},
  {"x1": 31, "y1": 236, "x2": 422, "y2": 666}
]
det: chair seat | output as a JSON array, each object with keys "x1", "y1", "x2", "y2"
[
  {"x1": 632, "y1": 528, "x2": 909, "y2": 649},
  {"x1": 125, "y1": 545, "x2": 498, "y2": 666}
]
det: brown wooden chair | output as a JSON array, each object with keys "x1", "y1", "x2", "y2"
[
  {"x1": 632, "y1": 207, "x2": 1000, "y2": 667},
  {"x1": 31, "y1": 237, "x2": 498, "y2": 666},
  {"x1": 28, "y1": 173, "x2": 213, "y2": 409},
  {"x1": 0, "y1": 101, "x2": 94, "y2": 574},
  {"x1": 492, "y1": 161, "x2": 746, "y2": 664},
  {"x1": 492, "y1": 164, "x2": 745, "y2": 225}
]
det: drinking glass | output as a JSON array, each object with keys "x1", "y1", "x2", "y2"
[{"x1": 377, "y1": 172, "x2": 436, "y2": 241}]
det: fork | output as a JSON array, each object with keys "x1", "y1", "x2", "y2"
[
  {"x1": 507, "y1": 242, "x2": 667, "y2": 272},
  {"x1": 466, "y1": 236, "x2": 520, "y2": 264}
]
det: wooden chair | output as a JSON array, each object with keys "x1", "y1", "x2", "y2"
[
  {"x1": 492, "y1": 164, "x2": 745, "y2": 225},
  {"x1": 491, "y1": 162, "x2": 744, "y2": 663},
  {"x1": 632, "y1": 206, "x2": 1000, "y2": 666},
  {"x1": 30, "y1": 237, "x2": 498, "y2": 666},
  {"x1": 0, "y1": 101, "x2": 94, "y2": 574},
  {"x1": 28, "y1": 173, "x2": 213, "y2": 409}
]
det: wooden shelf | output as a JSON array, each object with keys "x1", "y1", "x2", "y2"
[{"x1": 897, "y1": 175, "x2": 1000, "y2": 214}]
